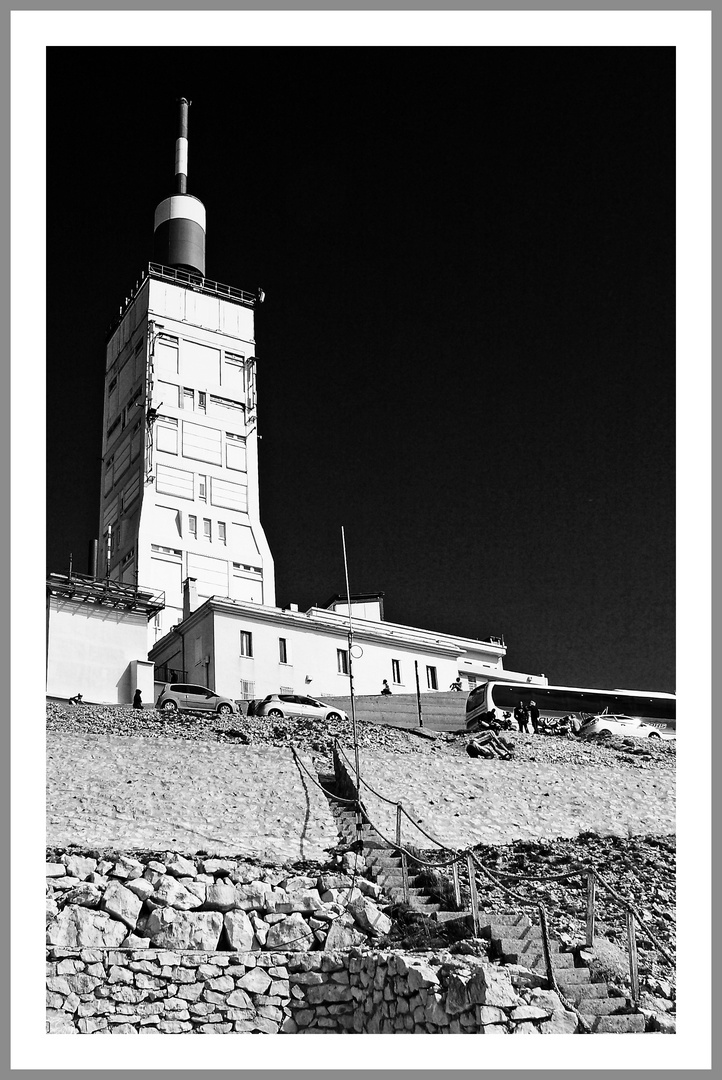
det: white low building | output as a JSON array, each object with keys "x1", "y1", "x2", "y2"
[
  {"x1": 46, "y1": 573, "x2": 163, "y2": 705},
  {"x1": 148, "y1": 584, "x2": 548, "y2": 701}
]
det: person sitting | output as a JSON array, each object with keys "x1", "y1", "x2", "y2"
[
  {"x1": 449, "y1": 677, "x2": 463, "y2": 692},
  {"x1": 380, "y1": 680, "x2": 392, "y2": 696},
  {"x1": 466, "y1": 730, "x2": 514, "y2": 760},
  {"x1": 68, "y1": 693, "x2": 84, "y2": 706}
]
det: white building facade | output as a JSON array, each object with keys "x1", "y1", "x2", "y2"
[
  {"x1": 149, "y1": 588, "x2": 548, "y2": 701},
  {"x1": 99, "y1": 269, "x2": 275, "y2": 645}
]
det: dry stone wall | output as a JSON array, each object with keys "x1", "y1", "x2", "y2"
[
  {"x1": 46, "y1": 849, "x2": 389, "y2": 955},
  {"x1": 47, "y1": 946, "x2": 580, "y2": 1035}
]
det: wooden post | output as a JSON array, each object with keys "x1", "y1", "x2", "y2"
[
  {"x1": 397, "y1": 804, "x2": 409, "y2": 903},
  {"x1": 414, "y1": 661, "x2": 423, "y2": 727},
  {"x1": 626, "y1": 909, "x2": 639, "y2": 1001},
  {"x1": 585, "y1": 871, "x2": 596, "y2": 948},
  {"x1": 452, "y1": 860, "x2": 461, "y2": 909},
  {"x1": 466, "y1": 853, "x2": 479, "y2": 937}
]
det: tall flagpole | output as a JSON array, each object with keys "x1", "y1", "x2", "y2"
[{"x1": 341, "y1": 526, "x2": 362, "y2": 844}]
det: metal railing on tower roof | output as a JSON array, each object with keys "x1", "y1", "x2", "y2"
[{"x1": 107, "y1": 263, "x2": 258, "y2": 337}]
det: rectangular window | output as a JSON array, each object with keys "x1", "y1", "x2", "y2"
[
  {"x1": 156, "y1": 416, "x2": 178, "y2": 455},
  {"x1": 392, "y1": 659, "x2": 401, "y2": 684},
  {"x1": 426, "y1": 665, "x2": 438, "y2": 690},
  {"x1": 226, "y1": 432, "x2": 247, "y2": 472},
  {"x1": 203, "y1": 518, "x2": 211, "y2": 541},
  {"x1": 240, "y1": 631, "x2": 253, "y2": 658},
  {"x1": 337, "y1": 649, "x2": 349, "y2": 675},
  {"x1": 189, "y1": 515, "x2": 197, "y2": 538},
  {"x1": 198, "y1": 391, "x2": 207, "y2": 412},
  {"x1": 279, "y1": 638, "x2": 288, "y2": 664},
  {"x1": 198, "y1": 474, "x2": 207, "y2": 501},
  {"x1": 240, "y1": 679, "x2": 255, "y2": 697},
  {"x1": 183, "y1": 387, "x2": 194, "y2": 410},
  {"x1": 107, "y1": 416, "x2": 121, "y2": 439},
  {"x1": 218, "y1": 522, "x2": 226, "y2": 544}
]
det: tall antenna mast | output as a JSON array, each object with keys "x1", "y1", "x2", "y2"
[{"x1": 341, "y1": 527, "x2": 362, "y2": 845}]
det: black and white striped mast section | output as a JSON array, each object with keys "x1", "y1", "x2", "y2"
[
  {"x1": 175, "y1": 97, "x2": 189, "y2": 194},
  {"x1": 341, "y1": 527, "x2": 363, "y2": 846},
  {"x1": 153, "y1": 97, "x2": 206, "y2": 277}
]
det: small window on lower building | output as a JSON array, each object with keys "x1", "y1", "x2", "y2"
[
  {"x1": 426, "y1": 665, "x2": 438, "y2": 690},
  {"x1": 203, "y1": 518, "x2": 211, "y2": 541},
  {"x1": 189, "y1": 515, "x2": 197, "y2": 538},
  {"x1": 198, "y1": 391, "x2": 207, "y2": 411},
  {"x1": 279, "y1": 637, "x2": 288, "y2": 664},
  {"x1": 337, "y1": 648, "x2": 349, "y2": 675},
  {"x1": 391, "y1": 658, "x2": 401, "y2": 684},
  {"x1": 240, "y1": 631, "x2": 253, "y2": 658},
  {"x1": 199, "y1": 475, "x2": 207, "y2": 502},
  {"x1": 218, "y1": 521, "x2": 226, "y2": 544}
]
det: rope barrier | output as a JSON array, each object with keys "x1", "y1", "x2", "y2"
[{"x1": 332, "y1": 739, "x2": 675, "y2": 989}]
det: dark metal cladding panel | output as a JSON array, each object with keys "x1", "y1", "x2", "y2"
[{"x1": 153, "y1": 218, "x2": 206, "y2": 276}]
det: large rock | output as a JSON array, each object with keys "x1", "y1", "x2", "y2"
[
  {"x1": 63, "y1": 884, "x2": 103, "y2": 909},
  {"x1": 164, "y1": 854, "x2": 197, "y2": 878},
  {"x1": 63, "y1": 854, "x2": 98, "y2": 880},
  {"x1": 407, "y1": 963, "x2": 440, "y2": 993},
  {"x1": 145, "y1": 909, "x2": 223, "y2": 950},
  {"x1": 539, "y1": 1009, "x2": 579, "y2": 1034},
  {"x1": 125, "y1": 878, "x2": 154, "y2": 903},
  {"x1": 101, "y1": 882, "x2": 143, "y2": 930},
  {"x1": 348, "y1": 896, "x2": 392, "y2": 938},
  {"x1": 323, "y1": 920, "x2": 364, "y2": 952},
  {"x1": 204, "y1": 883, "x2": 237, "y2": 911},
  {"x1": 148, "y1": 876, "x2": 203, "y2": 911},
  {"x1": 236, "y1": 968, "x2": 272, "y2": 994},
  {"x1": 47, "y1": 907, "x2": 127, "y2": 948},
  {"x1": 264, "y1": 913, "x2": 314, "y2": 952},
  {"x1": 467, "y1": 965, "x2": 518, "y2": 1008},
  {"x1": 223, "y1": 910, "x2": 256, "y2": 952},
  {"x1": 235, "y1": 882, "x2": 273, "y2": 912},
  {"x1": 46, "y1": 1010, "x2": 78, "y2": 1033}
]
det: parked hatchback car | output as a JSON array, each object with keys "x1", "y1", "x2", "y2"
[
  {"x1": 254, "y1": 694, "x2": 348, "y2": 723},
  {"x1": 155, "y1": 683, "x2": 239, "y2": 716},
  {"x1": 581, "y1": 714, "x2": 662, "y2": 739}
]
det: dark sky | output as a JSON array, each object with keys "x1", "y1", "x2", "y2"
[{"x1": 46, "y1": 46, "x2": 675, "y2": 693}]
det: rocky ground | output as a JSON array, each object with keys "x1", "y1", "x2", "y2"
[
  {"x1": 47, "y1": 703, "x2": 675, "y2": 772},
  {"x1": 46, "y1": 702, "x2": 676, "y2": 1011},
  {"x1": 420, "y1": 832, "x2": 676, "y2": 990}
]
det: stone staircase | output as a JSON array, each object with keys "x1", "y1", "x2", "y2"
[
  {"x1": 477, "y1": 912, "x2": 646, "y2": 1033},
  {"x1": 321, "y1": 770, "x2": 648, "y2": 1033}
]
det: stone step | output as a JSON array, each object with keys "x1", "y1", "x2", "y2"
[
  {"x1": 560, "y1": 982, "x2": 609, "y2": 1003},
  {"x1": 489, "y1": 922, "x2": 542, "y2": 940},
  {"x1": 543, "y1": 967, "x2": 593, "y2": 985},
  {"x1": 589, "y1": 1014, "x2": 646, "y2": 1034},
  {"x1": 433, "y1": 909, "x2": 473, "y2": 924},
  {"x1": 577, "y1": 998, "x2": 633, "y2": 1017},
  {"x1": 523, "y1": 951, "x2": 577, "y2": 971},
  {"x1": 497, "y1": 937, "x2": 559, "y2": 959},
  {"x1": 366, "y1": 854, "x2": 404, "y2": 870},
  {"x1": 478, "y1": 911, "x2": 531, "y2": 927}
]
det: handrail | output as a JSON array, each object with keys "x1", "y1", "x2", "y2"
[{"x1": 332, "y1": 737, "x2": 675, "y2": 999}]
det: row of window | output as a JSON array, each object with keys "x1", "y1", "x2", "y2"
[
  {"x1": 188, "y1": 516, "x2": 227, "y2": 544},
  {"x1": 238, "y1": 632, "x2": 438, "y2": 688},
  {"x1": 155, "y1": 418, "x2": 247, "y2": 473}
]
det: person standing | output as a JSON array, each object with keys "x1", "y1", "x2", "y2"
[
  {"x1": 528, "y1": 700, "x2": 541, "y2": 734},
  {"x1": 514, "y1": 700, "x2": 529, "y2": 733},
  {"x1": 133, "y1": 688, "x2": 143, "y2": 710}
]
